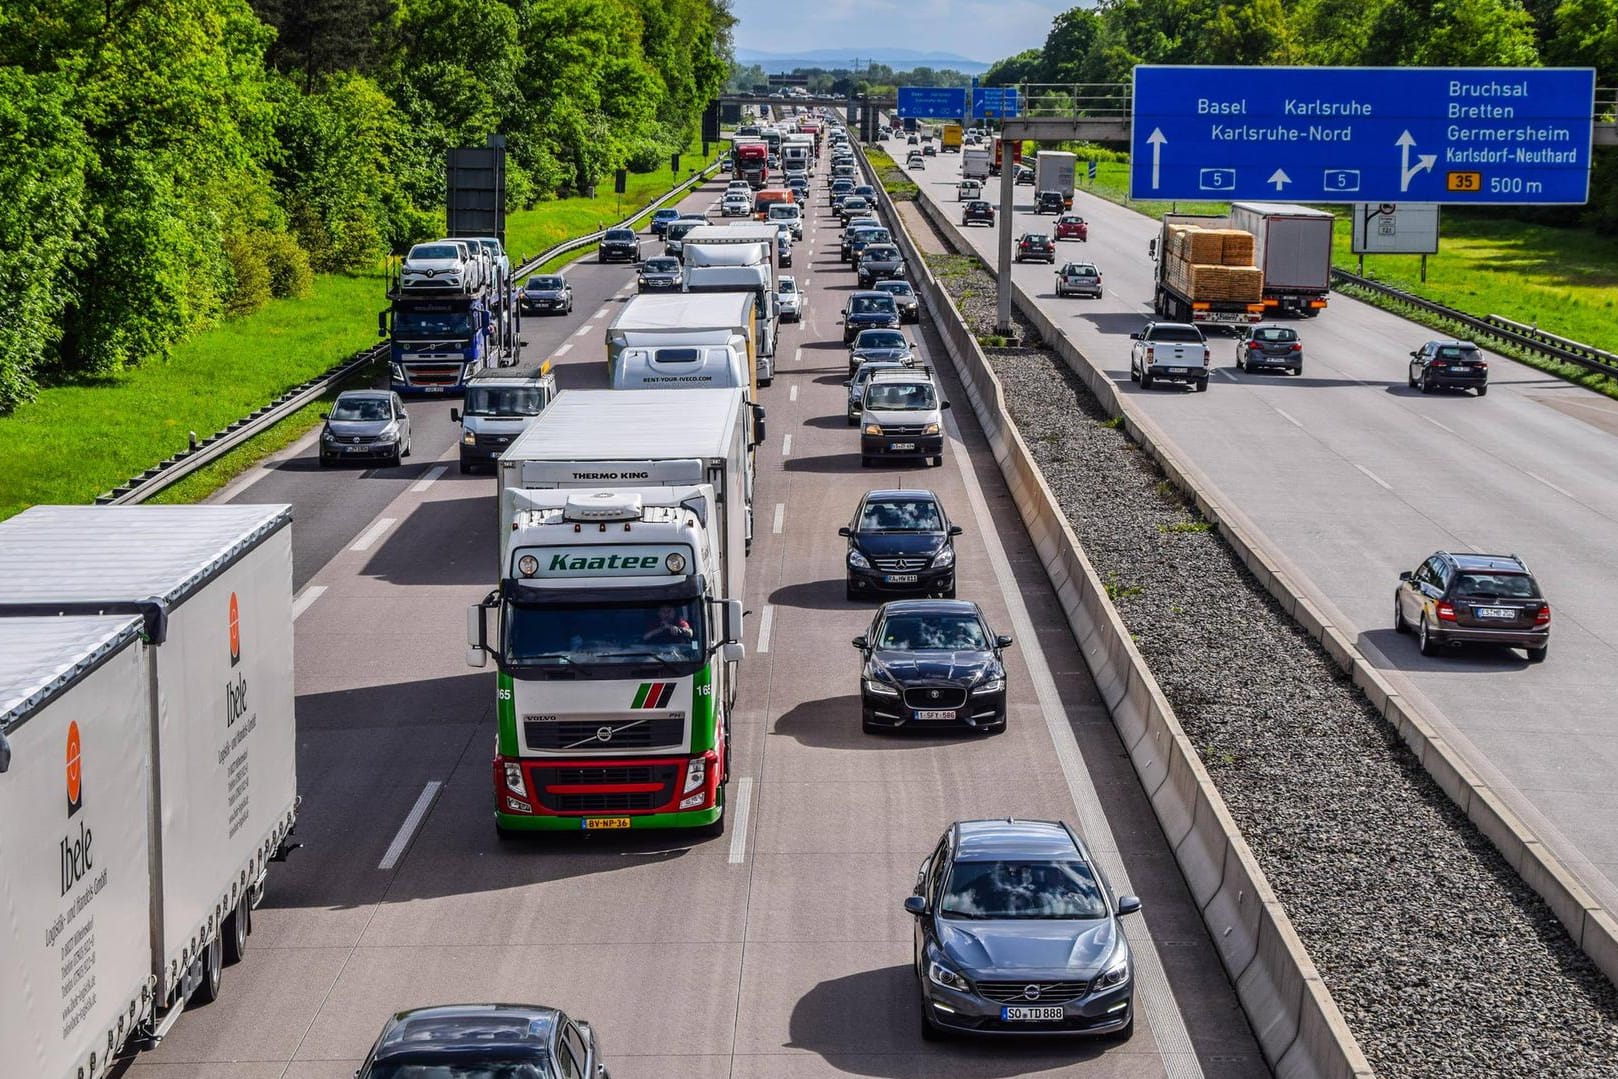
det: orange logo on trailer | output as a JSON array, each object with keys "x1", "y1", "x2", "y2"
[
  {"x1": 229, "y1": 591, "x2": 241, "y2": 666},
  {"x1": 66, "y1": 721, "x2": 83, "y2": 817}
]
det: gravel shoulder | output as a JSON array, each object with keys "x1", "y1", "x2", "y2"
[{"x1": 924, "y1": 251, "x2": 1618, "y2": 1079}]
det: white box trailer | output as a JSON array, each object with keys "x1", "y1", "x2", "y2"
[
  {"x1": 606, "y1": 291, "x2": 760, "y2": 394},
  {"x1": 497, "y1": 388, "x2": 758, "y2": 598},
  {"x1": 0, "y1": 504, "x2": 297, "y2": 1064},
  {"x1": 1, "y1": 615, "x2": 156, "y2": 1079},
  {"x1": 1035, "y1": 150, "x2": 1077, "y2": 204},
  {"x1": 1228, "y1": 202, "x2": 1335, "y2": 316}
]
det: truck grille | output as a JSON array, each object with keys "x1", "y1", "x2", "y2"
[
  {"x1": 534, "y1": 762, "x2": 680, "y2": 813},
  {"x1": 404, "y1": 364, "x2": 464, "y2": 385},
  {"x1": 524, "y1": 716, "x2": 684, "y2": 751},
  {"x1": 978, "y1": 980, "x2": 1090, "y2": 1004},
  {"x1": 903, "y1": 686, "x2": 967, "y2": 710}
]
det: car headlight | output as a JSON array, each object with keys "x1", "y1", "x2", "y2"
[
  {"x1": 848, "y1": 549, "x2": 871, "y2": 569},
  {"x1": 931, "y1": 546, "x2": 954, "y2": 569},
  {"x1": 461, "y1": 431, "x2": 477, "y2": 445},
  {"x1": 922, "y1": 423, "x2": 940, "y2": 436},
  {"x1": 971, "y1": 676, "x2": 1004, "y2": 695},
  {"x1": 862, "y1": 677, "x2": 899, "y2": 697},
  {"x1": 1095, "y1": 952, "x2": 1131, "y2": 990},
  {"x1": 927, "y1": 958, "x2": 970, "y2": 992},
  {"x1": 376, "y1": 425, "x2": 399, "y2": 444},
  {"x1": 321, "y1": 430, "x2": 337, "y2": 443},
  {"x1": 863, "y1": 423, "x2": 883, "y2": 436}
]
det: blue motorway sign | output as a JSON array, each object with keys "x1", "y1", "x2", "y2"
[
  {"x1": 972, "y1": 86, "x2": 1020, "y2": 118},
  {"x1": 897, "y1": 86, "x2": 967, "y2": 118},
  {"x1": 1130, "y1": 66, "x2": 1595, "y2": 204}
]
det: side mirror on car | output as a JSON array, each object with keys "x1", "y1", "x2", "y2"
[
  {"x1": 838, "y1": 527, "x2": 852, "y2": 537},
  {"x1": 1399, "y1": 571, "x2": 1413, "y2": 582},
  {"x1": 319, "y1": 412, "x2": 329, "y2": 420},
  {"x1": 450, "y1": 408, "x2": 461, "y2": 423},
  {"x1": 940, "y1": 401, "x2": 951, "y2": 409},
  {"x1": 851, "y1": 635, "x2": 869, "y2": 650},
  {"x1": 1117, "y1": 895, "x2": 1142, "y2": 915},
  {"x1": 994, "y1": 634, "x2": 1014, "y2": 649},
  {"x1": 903, "y1": 895, "x2": 928, "y2": 916},
  {"x1": 1129, "y1": 332, "x2": 1141, "y2": 340},
  {"x1": 948, "y1": 525, "x2": 964, "y2": 536}
]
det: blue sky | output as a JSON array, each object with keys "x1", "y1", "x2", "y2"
[{"x1": 728, "y1": 0, "x2": 1064, "y2": 65}]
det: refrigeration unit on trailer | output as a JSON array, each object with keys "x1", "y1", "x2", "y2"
[
  {"x1": 470, "y1": 390, "x2": 759, "y2": 835},
  {"x1": 607, "y1": 290, "x2": 762, "y2": 395},
  {"x1": 0, "y1": 504, "x2": 298, "y2": 1071}
]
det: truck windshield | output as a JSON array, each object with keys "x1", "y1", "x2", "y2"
[
  {"x1": 504, "y1": 599, "x2": 707, "y2": 674},
  {"x1": 395, "y1": 311, "x2": 473, "y2": 337},
  {"x1": 465, "y1": 387, "x2": 543, "y2": 416}
]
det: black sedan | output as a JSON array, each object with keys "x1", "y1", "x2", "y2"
[
  {"x1": 907, "y1": 819, "x2": 1141, "y2": 1039},
  {"x1": 356, "y1": 1003, "x2": 609, "y2": 1079},
  {"x1": 1036, "y1": 190, "x2": 1066, "y2": 214},
  {"x1": 873, "y1": 280, "x2": 920, "y2": 323},
  {"x1": 961, "y1": 200, "x2": 995, "y2": 227},
  {"x1": 854, "y1": 599, "x2": 1011, "y2": 734},
  {"x1": 1015, "y1": 233, "x2": 1056, "y2": 263},
  {"x1": 598, "y1": 227, "x2": 640, "y2": 263},
  {"x1": 519, "y1": 274, "x2": 573, "y2": 315},
  {"x1": 841, "y1": 489, "x2": 962, "y2": 600},
  {"x1": 636, "y1": 256, "x2": 682, "y2": 293}
]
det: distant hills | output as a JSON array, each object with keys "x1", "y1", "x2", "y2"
[{"x1": 734, "y1": 47, "x2": 991, "y2": 75}]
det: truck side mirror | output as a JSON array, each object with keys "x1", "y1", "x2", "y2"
[
  {"x1": 0, "y1": 732, "x2": 10, "y2": 774},
  {"x1": 752, "y1": 404, "x2": 767, "y2": 447},
  {"x1": 450, "y1": 407, "x2": 461, "y2": 423},
  {"x1": 377, "y1": 311, "x2": 388, "y2": 337},
  {"x1": 720, "y1": 641, "x2": 745, "y2": 663},
  {"x1": 466, "y1": 600, "x2": 497, "y2": 668},
  {"x1": 724, "y1": 599, "x2": 745, "y2": 645}
]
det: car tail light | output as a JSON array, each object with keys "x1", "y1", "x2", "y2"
[
  {"x1": 1290, "y1": 343, "x2": 1302, "y2": 352},
  {"x1": 1247, "y1": 341, "x2": 1262, "y2": 350},
  {"x1": 1534, "y1": 604, "x2": 1551, "y2": 626},
  {"x1": 1144, "y1": 347, "x2": 1155, "y2": 361},
  {"x1": 1436, "y1": 601, "x2": 1457, "y2": 622}
]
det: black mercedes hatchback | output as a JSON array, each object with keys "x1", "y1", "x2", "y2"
[
  {"x1": 841, "y1": 489, "x2": 962, "y2": 600},
  {"x1": 854, "y1": 599, "x2": 1011, "y2": 734},
  {"x1": 357, "y1": 1003, "x2": 608, "y2": 1079}
]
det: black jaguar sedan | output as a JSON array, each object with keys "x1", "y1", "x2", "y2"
[{"x1": 853, "y1": 599, "x2": 1011, "y2": 734}]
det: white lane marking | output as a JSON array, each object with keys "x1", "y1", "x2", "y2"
[
  {"x1": 727, "y1": 777, "x2": 754, "y2": 864},
  {"x1": 772, "y1": 503, "x2": 785, "y2": 534},
  {"x1": 794, "y1": 347, "x2": 803, "y2": 366},
  {"x1": 573, "y1": 323, "x2": 595, "y2": 338},
  {"x1": 1354, "y1": 463, "x2": 1393, "y2": 491},
  {"x1": 755, "y1": 603, "x2": 775, "y2": 654},
  {"x1": 781, "y1": 433, "x2": 793, "y2": 456},
  {"x1": 1215, "y1": 367, "x2": 1237, "y2": 382},
  {"x1": 555, "y1": 342, "x2": 573, "y2": 356},
  {"x1": 1525, "y1": 470, "x2": 1577, "y2": 499},
  {"x1": 941, "y1": 411, "x2": 1205, "y2": 1077},
  {"x1": 789, "y1": 384, "x2": 799, "y2": 402},
  {"x1": 1274, "y1": 408, "x2": 1304, "y2": 429},
  {"x1": 594, "y1": 306, "x2": 611, "y2": 320},
  {"x1": 291, "y1": 585, "x2": 327, "y2": 621},
  {"x1": 1423, "y1": 415, "x2": 1455, "y2": 434},
  {"x1": 410, "y1": 465, "x2": 447, "y2": 493},
  {"x1": 350, "y1": 517, "x2": 396, "y2": 553},
  {"x1": 378, "y1": 781, "x2": 444, "y2": 870}
]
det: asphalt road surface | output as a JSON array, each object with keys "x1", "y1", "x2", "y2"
[{"x1": 120, "y1": 147, "x2": 1267, "y2": 1078}]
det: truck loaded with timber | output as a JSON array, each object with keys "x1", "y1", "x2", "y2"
[{"x1": 1147, "y1": 214, "x2": 1266, "y2": 328}]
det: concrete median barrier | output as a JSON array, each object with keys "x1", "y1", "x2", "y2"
[{"x1": 862, "y1": 152, "x2": 1376, "y2": 1077}]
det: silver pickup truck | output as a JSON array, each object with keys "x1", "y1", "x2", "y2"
[{"x1": 1129, "y1": 321, "x2": 1210, "y2": 392}]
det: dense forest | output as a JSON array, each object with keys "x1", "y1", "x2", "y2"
[
  {"x1": 0, "y1": 0, "x2": 733, "y2": 409},
  {"x1": 980, "y1": 0, "x2": 1618, "y2": 231}
]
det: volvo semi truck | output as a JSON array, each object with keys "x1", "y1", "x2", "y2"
[
  {"x1": 0, "y1": 504, "x2": 297, "y2": 1079},
  {"x1": 468, "y1": 390, "x2": 758, "y2": 836},
  {"x1": 379, "y1": 251, "x2": 515, "y2": 394}
]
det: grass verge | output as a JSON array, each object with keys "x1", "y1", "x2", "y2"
[
  {"x1": 0, "y1": 154, "x2": 717, "y2": 520},
  {"x1": 865, "y1": 147, "x2": 919, "y2": 201}
]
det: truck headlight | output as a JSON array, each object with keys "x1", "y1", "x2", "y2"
[
  {"x1": 461, "y1": 431, "x2": 477, "y2": 445},
  {"x1": 503, "y1": 761, "x2": 526, "y2": 797},
  {"x1": 683, "y1": 756, "x2": 707, "y2": 794},
  {"x1": 863, "y1": 423, "x2": 883, "y2": 436},
  {"x1": 922, "y1": 423, "x2": 940, "y2": 436},
  {"x1": 517, "y1": 555, "x2": 539, "y2": 577},
  {"x1": 665, "y1": 552, "x2": 687, "y2": 574}
]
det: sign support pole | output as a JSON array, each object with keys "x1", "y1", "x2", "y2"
[{"x1": 996, "y1": 158, "x2": 1016, "y2": 335}]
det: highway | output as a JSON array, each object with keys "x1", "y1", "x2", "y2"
[
  {"x1": 122, "y1": 144, "x2": 1267, "y2": 1077},
  {"x1": 888, "y1": 145, "x2": 1618, "y2": 925}
]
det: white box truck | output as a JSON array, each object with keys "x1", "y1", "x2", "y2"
[
  {"x1": 961, "y1": 145, "x2": 991, "y2": 180},
  {"x1": 1228, "y1": 202, "x2": 1335, "y2": 317},
  {"x1": 470, "y1": 390, "x2": 757, "y2": 837},
  {"x1": 607, "y1": 291, "x2": 760, "y2": 393},
  {"x1": 1035, "y1": 150, "x2": 1077, "y2": 208},
  {"x1": 681, "y1": 223, "x2": 781, "y2": 381},
  {"x1": 0, "y1": 504, "x2": 297, "y2": 1077}
]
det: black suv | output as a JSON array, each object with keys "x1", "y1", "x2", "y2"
[
  {"x1": 841, "y1": 291, "x2": 901, "y2": 343},
  {"x1": 841, "y1": 489, "x2": 962, "y2": 600},
  {"x1": 1036, "y1": 190, "x2": 1066, "y2": 214},
  {"x1": 1015, "y1": 233, "x2": 1056, "y2": 263},
  {"x1": 854, "y1": 600, "x2": 1011, "y2": 733},
  {"x1": 906, "y1": 820, "x2": 1141, "y2": 1039},
  {"x1": 1395, "y1": 551, "x2": 1550, "y2": 661},
  {"x1": 636, "y1": 256, "x2": 682, "y2": 292},
  {"x1": 356, "y1": 1004, "x2": 606, "y2": 1079},
  {"x1": 598, "y1": 227, "x2": 640, "y2": 263},
  {"x1": 1409, "y1": 339, "x2": 1488, "y2": 395},
  {"x1": 961, "y1": 200, "x2": 995, "y2": 227}
]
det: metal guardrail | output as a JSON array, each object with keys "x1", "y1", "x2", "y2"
[
  {"x1": 98, "y1": 160, "x2": 721, "y2": 505},
  {"x1": 1329, "y1": 267, "x2": 1618, "y2": 380}
]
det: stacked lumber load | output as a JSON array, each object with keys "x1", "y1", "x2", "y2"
[{"x1": 1163, "y1": 224, "x2": 1264, "y2": 302}]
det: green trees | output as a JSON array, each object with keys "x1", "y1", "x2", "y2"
[{"x1": 0, "y1": 0, "x2": 731, "y2": 410}]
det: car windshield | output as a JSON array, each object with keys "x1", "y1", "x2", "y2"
[
  {"x1": 1060, "y1": 216, "x2": 1083, "y2": 224},
  {"x1": 940, "y1": 859, "x2": 1108, "y2": 920},
  {"x1": 394, "y1": 311, "x2": 473, "y2": 336},
  {"x1": 366, "y1": 1061, "x2": 552, "y2": 1079},
  {"x1": 779, "y1": 279, "x2": 796, "y2": 293},
  {"x1": 527, "y1": 277, "x2": 564, "y2": 291},
  {"x1": 505, "y1": 598, "x2": 706, "y2": 672},
  {"x1": 865, "y1": 381, "x2": 937, "y2": 411},
  {"x1": 876, "y1": 612, "x2": 985, "y2": 651},
  {"x1": 1452, "y1": 573, "x2": 1538, "y2": 599},
  {"x1": 331, "y1": 397, "x2": 391, "y2": 422},
  {"x1": 464, "y1": 386, "x2": 542, "y2": 417},
  {"x1": 863, "y1": 246, "x2": 899, "y2": 260},
  {"x1": 857, "y1": 330, "x2": 906, "y2": 350},
  {"x1": 844, "y1": 198, "x2": 868, "y2": 209},
  {"x1": 604, "y1": 230, "x2": 635, "y2": 242},
  {"x1": 641, "y1": 258, "x2": 678, "y2": 273},
  {"x1": 409, "y1": 244, "x2": 460, "y2": 260},
  {"x1": 876, "y1": 282, "x2": 913, "y2": 296},
  {"x1": 654, "y1": 210, "x2": 678, "y2": 219},
  {"x1": 1252, "y1": 328, "x2": 1297, "y2": 342},
  {"x1": 851, "y1": 296, "x2": 895, "y2": 314},
  {"x1": 860, "y1": 498, "x2": 942, "y2": 531}
]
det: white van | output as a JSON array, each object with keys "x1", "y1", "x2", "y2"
[{"x1": 767, "y1": 202, "x2": 803, "y2": 240}]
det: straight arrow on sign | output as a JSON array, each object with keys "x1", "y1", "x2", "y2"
[
  {"x1": 1268, "y1": 168, "x2": 1291, "y2": 191},
  {"x1": 1148, "y1": 128, "x2": 1167, "y2": 190}
]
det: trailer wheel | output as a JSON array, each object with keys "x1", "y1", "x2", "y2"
[
  {"x1": 191, "y1": 932, "x2": 224, "y2": 1005},
  {"x1": 224, "y1": 890, "x2": 252, "y2": 964}
]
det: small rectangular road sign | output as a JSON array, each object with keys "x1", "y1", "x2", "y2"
[
  {"x1": 897, "y1": 87, "x2": 967, "y2": 119},
  {"x1": 972, "y1": 86, "x2": 1019, "y2": 119},
  {"x1": 1130, "y1": 66, "x2": 1595, "y2": 204}
]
